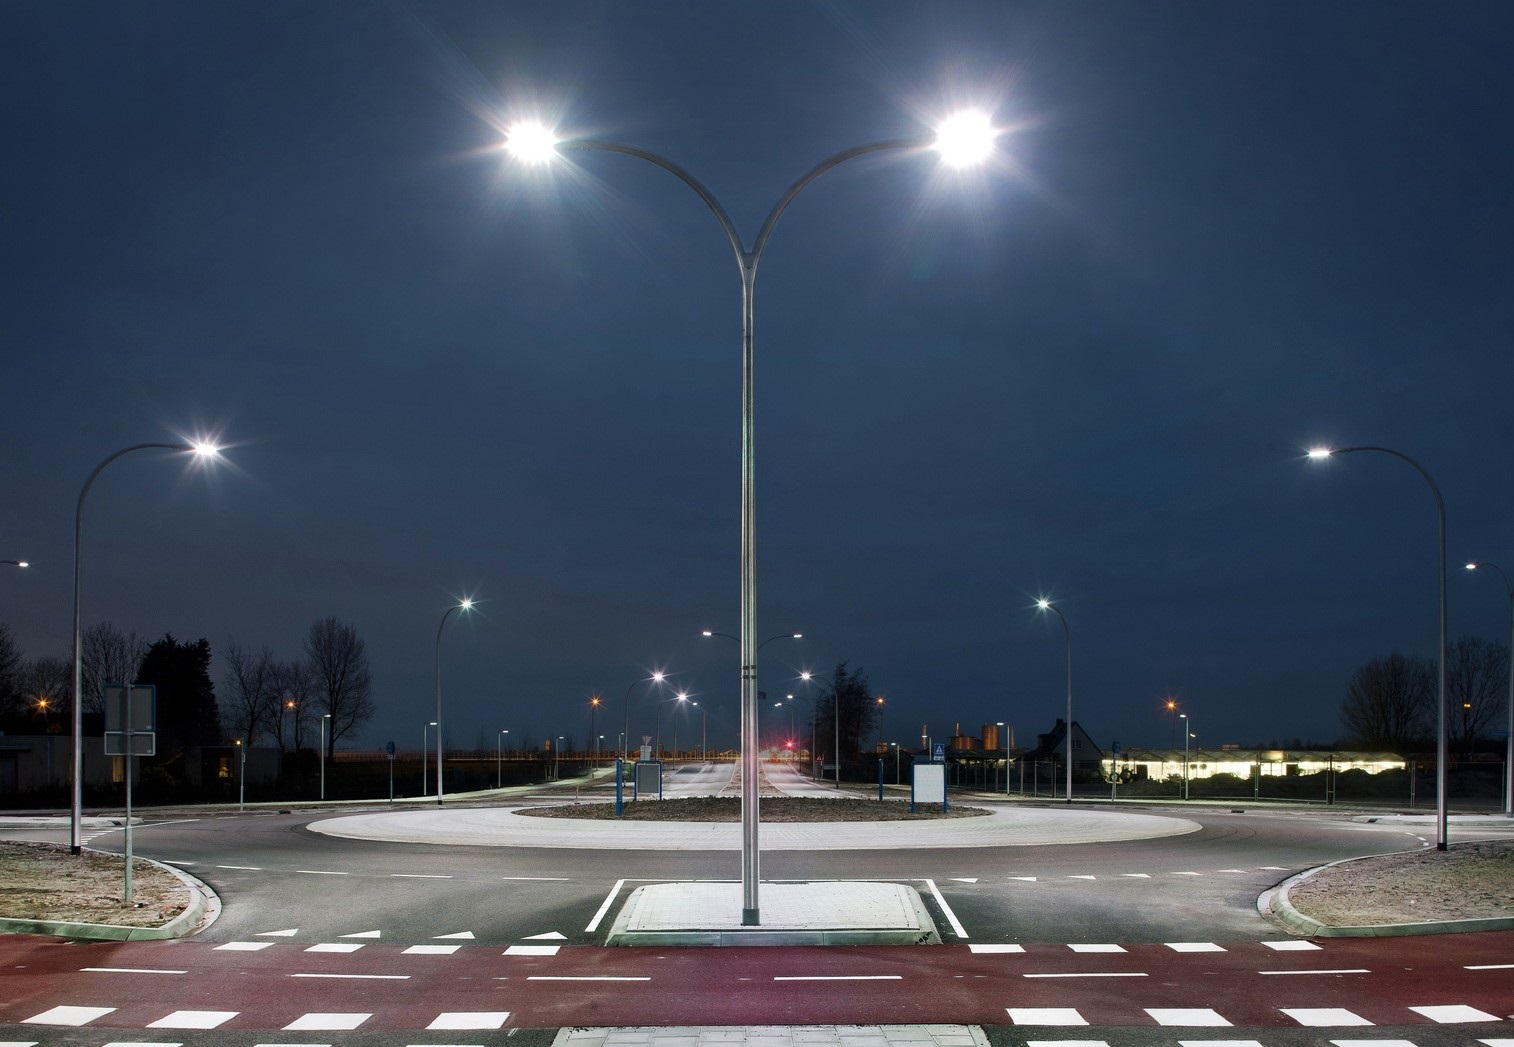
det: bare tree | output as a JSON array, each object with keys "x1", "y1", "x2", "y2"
[
  {"x1": 0, "y1": 623, "x2": 22, "y2": 715},
  {"x1": 1340, "y1": 652, "x2": 1434, "y2": 752},
  {"x1": 81, "y1": 622, "x2": 148, "y2": 715},
  {"x1": 1447, "y1": 636, "x2": 1510, "y2": 756},
  {"x1": 303, "y1": 617, "x2": 374, "y2": 757},
  {"x1": 223, "y1": 640, "x2": 279, "y2": 746},
  {"x1": 268, "y1": 658, "x2": 314, "y2": 752},
  {"x1": 20, "y1": 655, "x2": 72, "y2": 731}
]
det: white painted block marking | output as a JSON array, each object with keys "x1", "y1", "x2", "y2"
[
  {"x1": 282, "y1": 1013, "x2": 371, "y2": 1031},
  {"x1": 1068, "y1": 944, "x2": 1126, "y2": 953},
  {"x1": 1281, "y1": 1007, "x2": 1371, "y2": 1027},
  {"x1": 951, "y1": 877, "x2": 979, "y2": 883},
  {"x1": 1119, "y1": 873, "x2": 1150, "y2": 878},
  {"x1": 341, "y1": 930, "x2": 381, "y2": 938},
  {"x1": 149, "y1": 1011, "x2": 238, "y2": 1030},
  {"x1": 305, "y1": 943, "x2": 364, "y2": 953},
  {"x1": 21, "y1": 1007, "x2": 115, "y2": 1027},
  {"x1": 1007, "y1": 1007, "x2": 1087, "y2": 1025},
  {"x1": 1009, "y1": 876, "x2": 1038, "y2": 881},
  {"x1": 1023, "y1": 1041, "x2": 1109, "y2": 1047},
  {"x1": 403, "y1": 945, "x2": 461, "y2": 955},
  {"x1": 1146, "y1": 1008, "x2": 1230, "y2": 1026},
  {"x1": 1411, "y1": 1004, "x2": 1501, "y2": 1023},
  {"x1": 0, "y1": 1041, "x2": 40, "y2": 1047},
  {"x1": 427, "y1": 1012, "x2": 511, "y2": 1030},
  {"x1": 968, "y1": 944, "x2": 1026, "y2": 953},
  {"x1": 1172, "y1": 871, "x2": 1201, "y2": 876},
  {"x1": 1175, "y1": 1041, "x2": 1262, "y2": 1047},
  {"x1": 258, "y1": 928, "x2": 300, "y2": 937},
  {"x1": 434, "y1": 931, "x2": 476, "y2": 939},
  {"x1": 1165, "y1": 942, "x2": 1225, "y2": 952},
  {"x1": 1067, "y1": 875, "x2": 1097, "y2": 880},
  {"x1": 1262, "y1": 940, "x2": 1321, "y2": 951},
  {"x1": 523, "y1": 931, "x2": 566, "y2": 940},
  {"x1": 216, "y1": 942, "x2": 274, "y2": 951},
  {"x1": 1328, "y1": 1041, "x2": 1416, "y2": 1047},
  {"x1": 504, "y1": 944, "x2": 560, "y2": 956}
]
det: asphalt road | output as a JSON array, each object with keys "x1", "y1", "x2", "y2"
[{"x1": 3, "y1": 769, "x2": 1513, "y2": 1046}]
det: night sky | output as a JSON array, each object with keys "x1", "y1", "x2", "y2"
[{"x1": 3, "y1": 2, "x2": 1511, "y2": 760}]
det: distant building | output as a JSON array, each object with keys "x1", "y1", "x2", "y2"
[{"x1": 1105, "y1": 747, "x2": 1404, "y2": 781}]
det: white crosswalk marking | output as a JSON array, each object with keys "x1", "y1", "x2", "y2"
[
  {"x1": 1024, "y1": 1040, "x2": 1108, "y2": 1047},
  {"x1": 504, "y1": 944, "x2": 560, "y2": 955},
  {"x1": 1282, "y1": 1007, "x2": 1371, "y2": 1026},
  {"x1": 1262, "y1": 940, "x2": 1321, "y2": 951},
  {"x1": 1068, "y1": 944, "x2": 1125, "y2": 953},
  {"x1": 215, "y1": 941, "x2": 274, "y2": 951},
  {"x1": 1146, "y1": 1008, "x2": 1230, "y2": 1026},
  {"x1": 1008, "y1": 1007, "x2": 1087, "y2": 1025},
  {"x1": 305, "y1": 943, "x2": 364, "y2": 953},
  {"x1": 1412, "y1": 1004, "x2": 1502, "y2": 1022},
  {"x1": 403, "y1": 945, "x2": 462, "y2": 955},
  {"x1": 282, "y1": 1013, "x2": 371, "y2": 1031},
  {"x1": 148, "y1": 1011, "x2": 238, "y2": 1030},
  {"x1": 21, "y1": 1006, "x2": 114, "y2": 1026},
  {"x1": 1165, "y1": 942, "x2": 1225, "y2": 952},
  {"x1": 968, "y1": 943, "x2": 1026, "y2": 953},
  {"x1": 426, "y1": 1012, "x2": 511, "y2": 1030}
]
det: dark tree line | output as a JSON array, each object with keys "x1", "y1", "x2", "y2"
[
  {"x1": 812, "y1": 662, "x2": 882, "y2": 762},
  {"x1": 1340, "y1": 636, "x2": 1509, "y2": 753}
]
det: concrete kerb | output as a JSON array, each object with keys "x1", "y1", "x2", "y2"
[
  {"x1": 1259, "y1": 853, "x2": 1514, "y2": 938},
  {"x1": 0, "y1": 849, "x2": 219, "y2": 942}
]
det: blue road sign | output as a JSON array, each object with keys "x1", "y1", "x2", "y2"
[{"x1": 933, "y1": 742, "x2": 946, "y2": 763}]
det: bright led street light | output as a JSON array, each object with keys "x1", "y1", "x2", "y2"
[{"x1": 933, "y1": 109, "x2": 997, "y2": 167}]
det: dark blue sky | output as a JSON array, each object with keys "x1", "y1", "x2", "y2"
[{"x1": 3, "y1": 2, "x2": 1511, "y2": 758}]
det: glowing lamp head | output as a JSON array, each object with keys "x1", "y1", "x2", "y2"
[
  {"x1": 1036, "y1": 598, "x2": 1052, "y2": 611},
  {"x1": 701, "y1": 630, "x2": 713, "y2": 637},
  {"x1": 676, "y1": 691, "x2": 689, "y2": 702},
  {"x1": 1466, "y1": 562, "x2": 1480, "y2": 571},
  {"x1": 933, "y1": 110, "x2": 996, "y2": 168},
  {"x1": 652, "y1": 672, "x2": 665, "y2": 683},
  {"x1": 1306, "y1": 447, "x2": 1334, "y2": 460},
  {"x1": 505, "y1": 121, "x2": 560, "y2": 164},
  {"x1": 14, "y1": 561, "x2": 27, "y2": 568},
  {"x1": 187, "y1": 440, "x2": 222, "y2": 460}
]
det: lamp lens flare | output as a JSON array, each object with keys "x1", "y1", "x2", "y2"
[
  {"x1": 933, "y1": 110, "x2": 996, "y2": 168},
  {"x1": 505, "y1": 121, "x2": 560, "y2": 163},
  {"x1": 1306, "y1": 447, "x2": 1333, "y2": 460},
  {"x1": 1036, "y1": 598, "x2": 1051, "y2": 610}
]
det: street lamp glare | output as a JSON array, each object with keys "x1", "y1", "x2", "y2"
[
  {"x1": 188, "y1": 441, "x2": 222, "y2": 460},
  {"x1": 933, "y1": 109, "x2": 996, "y2": 168},
  {"x1": 1036, "y1": 598, "x2": 1051, "y2": 610},
  {"x1": 1306, "y1": 447, "x2": 1334, "y2": 460},
  {"x1": 506, "y1": 121, "x2": 560, "y2": 164},
  {"x1": 1467, "y1": 562, "x2": 1481, "y2": 571}
]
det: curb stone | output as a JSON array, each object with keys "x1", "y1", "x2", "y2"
[
  {"x1": 1259, "y1": 852, "x2": 1514, "y2": 938},
  {"x1": 0, "y1": 850, "x2": 219, "y2": 942}
]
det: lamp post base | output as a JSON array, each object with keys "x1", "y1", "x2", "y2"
[{"x1": 742, "y1": 907, "x2": 759, "y2": 926}]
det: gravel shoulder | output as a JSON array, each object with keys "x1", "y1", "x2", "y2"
[
  {"x1": 1284, "y1": 838, "x2": 1514, "y2": 926},
  {"x1": 0, "y1": 840, "x2": 189, "y2": 928}
]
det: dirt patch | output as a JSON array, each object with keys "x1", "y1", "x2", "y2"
[
  {"x1": 519, "y1": 796, "x2": 989, "y2": 822},
  {"x1": 1286, "y1": 839, "x2": 1514, "y2": 926},
  {"x1": 0, "y1": 840, "x2": 189, "y2": 928}
]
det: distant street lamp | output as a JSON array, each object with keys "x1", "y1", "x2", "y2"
[
  {"x1": 497, "y1": 729, "x2": 510, "y2": 789},
  {"x1": 508, "y1": 111, "x2": 997, "y2": 926},
  {"x1": 1466, "y1": 561, "x2": 1514, "y2": 817},
  {"x1": 319, "y1": 713, "x2": 332, "y2": 800},
  {"x1": 423, "y1": 720, "x2": 437, "y2": 796},
  {"x1": 623, "y1": 671, "x2": 667, "y2": 764},
  {"x1": 800, "y1": 671, "x2": 842, "y2": 788},
  {"x1": 235, "y1": 738, "x2": 245, "y2": 813},
  {"x1": 997, "y1": 721, "x2": 1009, "y2": 795},
  {"x1": 1308, "y1": 445, "x2": 1448, "y2": 850},
  {"x1": 70, "y1": 439, "x2": 222, "y2": 853},
  {"x1": 589, "y1": 696, "x2": 602, "y2": 758},
  {"x1": 1035, "y1": 598, "x2": 1074, "y2": 804},
  {"x1": 1179, "y1": 712, "x2": 1192, "y2": 800},
  {"x1": 655, "y1": 692, "x2": 690, "y2": 758},
  {"x1": 2, "y1": 560, "x2": 28, "y2": 568},
  {"x1": 433, "y1": 597, "x2": 474, "y2": 805}
]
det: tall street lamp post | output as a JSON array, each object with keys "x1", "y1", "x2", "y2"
[
  {"x1": 319, "y1": 713, "x2": 332, "y2": 800},
  {"x1": 497, "y1": 729, "x2": 509, "y2": 789},
  {"x1": 434, "y1": 598, "x2": 473, "y2": 804},
  {"x1": 655, "y1": 693, "x2": 690, "y2": 758},
  {"x1": 1308, "y1": 445, "x2": 1449, "y2": 850},
  {"x1": 1466, "y1": 561, "x2": 1514, "y2": 817},
  {"x1": 1035, "y1": 598, "x2": 1073, "y2": 804},
  {"x1": 800, "y1": 670, "x2": 842, "y2": 788},
  {"x1": 70, "y1": 439, "x2": 221, "y2": 853},
  {"x1": 423, "y1": 721, "x2": 437, "y2": 796},
  {"x1": 623, "y1": 672, "x2": 667, "y2": 764},
  {"x1": 589, "y1": 696, "x2": 602, "y2": 759},
  {"x1": 505, "y1": 110, "x2": 996, "y2": 925}
]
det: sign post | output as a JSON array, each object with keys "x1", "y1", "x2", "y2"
[
  {"x1": 104, "y1": 683, "x2": 155, "y2": 905},
  {"x1": 386, "y1": 741, "x2": 396, "y2": 802}
]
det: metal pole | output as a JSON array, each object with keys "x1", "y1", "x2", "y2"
[
  {"x1": 238, "y1": 740, "x2": 245, "y2": 813},
  {"x1": 320, "y1": 715, "x2": 328, "y2": 800},
  {"x1": 1466, "y1": 563, "x2": 1514, "y2": 817},
  {"x1": 434, "y1": 603, "x2": 465, "y2": 805},
  {"x1": 70, "y1": 442, "x2": 193, "y2": 854}
]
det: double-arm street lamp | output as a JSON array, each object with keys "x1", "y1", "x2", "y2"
[
  {"x1": 1308, "y1": 445, "x2": 1448, "y2": 850},
  {"x1": 654, "y1": 692, "x2": 691, "y2": 757},
  {"x1": 504, "y1": 109, "x2": 997, "y2": 925},
  {"x1": 799, "y1": 670, "x2": 841, "y2": 787},
  {"x1": 1466, "y1": 561, "x2": 1514, "y2": 817},
  {"x1": 1035, "y1": 598, "x2": 1073, "y2": 804},
  {"x1": 70, "y1": 439, "x2": 221, "y2": 854},
  {"x1": 434, "y1": 598, "x2": 474, "y2": 804}
]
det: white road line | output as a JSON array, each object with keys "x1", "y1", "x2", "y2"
[
  {"x1": 81, "y1": 967, "x2": 187, "y2": 975},
  {"x1": 1023, "y1": 971, "x2": 1147, "y2": 979},
  {"x1": 216, "y1": 865, "x2": 262, "y2": 871},
  {"x1": 968, "y1": 944, "x2": 1026, "y2": 954},
  {"x1": 503, "y1": 876, "x2": 571, "y2": 881},
  {"x1": 773, "y1": 975, "x2": 902, "y2": 982},
  {"x1": 296, "y1": 870, "x2": 348, "y2": 876},
  {"x1": 1468, "y1": 962, "x2": 1514, "y2": 970},
  {"x1": 526, "y1": 976, "x2": 651, "y2": 982},
  {"x1": 1068, "y1": 944, "x2": 1126, "y2": 953},
  {"x1": 1411, "y1": 1004, "x2": 1501, "y2": 1023},
  {"x1": 289, "y1": 973, "x2": 410, "y2": 980},
  {"x1": 924, "y1": 878, "x2": 969, "y2": 939},
  {"x1": 22, "y1": 1006, "x2": 115, "y2": 1026},
  {"x1": 504, "y1": 945, "x2": 560, "y2": 956},
  {"x1": 585, "y1": 878, "x2": 626, "y2": 933},
  {"x1": 392, "y1": 873, "x2": 452, "y2": 879},
  {"x1": 1259, "y1": 968, "x2": 1369, "y2": 976}
]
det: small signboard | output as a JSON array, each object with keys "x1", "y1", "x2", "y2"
[
  {"x1": 912, "y1": 761, "x2": 947, "y2": 812},
  {"x1": 932, "y1": 742, "x2": 946, "y2": 763},
  {"x1": 103, "y1": 683, "x2": 156, "y2": 757}
]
